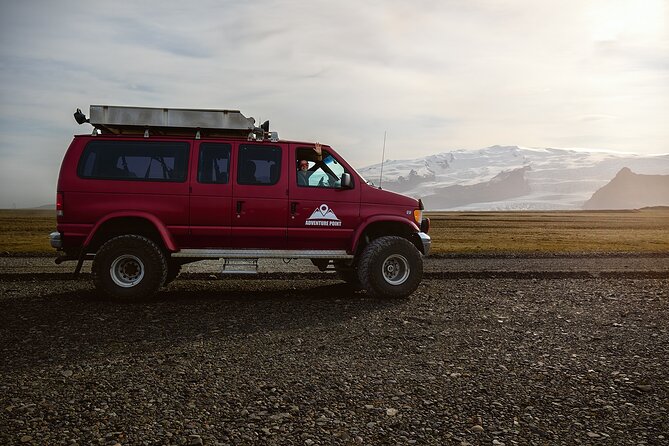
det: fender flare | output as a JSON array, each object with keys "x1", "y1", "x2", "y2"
[
  {"x1": 350, "y1": 215, "x2": 420, "y2": 254},
  {"x1": 82, "y1": 211, "x2": 178, "y2": 252}
]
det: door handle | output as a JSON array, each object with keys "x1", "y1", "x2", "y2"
[
  {"x1": 291, "y1": 202, "x2": 298, "y2": 214},
  {"x1": 236, "y1": 201, "x2": 243, "y2": 214}
]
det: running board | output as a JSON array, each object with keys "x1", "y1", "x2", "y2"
[
  {"x1": 222, "y1": 258, "x2": 258, "y2": 274},
  {"x1": 172, "y1": 249, "x2": 353, "y2": 259}
]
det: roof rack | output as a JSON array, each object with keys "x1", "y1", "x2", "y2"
[{"x1": 74, "y1": 105, "x2": 278, "y2": 141}]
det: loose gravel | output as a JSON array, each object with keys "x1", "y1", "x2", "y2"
[{"x1": 1, "y1": 263, "x2": 668, "y2": 445}]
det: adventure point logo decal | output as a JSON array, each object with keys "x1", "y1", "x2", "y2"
[{"x1": 305, "y1": 204, "x2": 342, "y2": 227}]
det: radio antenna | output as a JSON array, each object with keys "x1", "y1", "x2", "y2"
[{"x1": 379, "y1": 130, "x2": 387, "y2": 188}]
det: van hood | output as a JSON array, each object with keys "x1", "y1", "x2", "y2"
[{"x1": 361, "y1": 184, "x2": 420, "y2": 207}]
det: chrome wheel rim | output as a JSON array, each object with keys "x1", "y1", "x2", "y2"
[
  {"x1": 382, "y1": 254, "x2": 410, "y2": 285},
  {"x1": 110, "y1": 255, "x2": 144, "y2": 288}
]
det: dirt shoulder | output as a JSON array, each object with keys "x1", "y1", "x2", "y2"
[{"x1": 2, "y1": 254, "x2": 669, "y2": 276}]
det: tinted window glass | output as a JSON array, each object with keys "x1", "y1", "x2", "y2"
[
  {"x1": 237, "y1": 144, "x2": 281, "y2": 186},
  {"x1": 78, "y1": 140, "x2": 189, "y2": 182},
  {"x1": 198, "y1": 143, "x2": 231, "y2": 184}
]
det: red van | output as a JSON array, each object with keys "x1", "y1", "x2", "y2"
[{"x1": 50, "y1": 106, "x2": 430, "y2": 299}]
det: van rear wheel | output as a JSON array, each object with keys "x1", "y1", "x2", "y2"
[
  {"x1": 357, "y1": 236, "x2": 422, "y2": 298},
  {"x1": 92, "y1": 235, "x2": 167, "y2": 300}
]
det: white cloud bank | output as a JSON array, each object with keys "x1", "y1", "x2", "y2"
[{"x1": 0, "y1": 0, "x2": 667, "y2": 207}]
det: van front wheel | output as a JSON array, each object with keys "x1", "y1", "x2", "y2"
[
  {"x1": 92, "y1": 235, "x2": 167, "y2": 300},
  {"x1": 357, "y1": 236, "x2": 423, "y2": 298}
]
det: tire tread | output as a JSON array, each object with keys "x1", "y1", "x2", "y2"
[
  {"x1": 357, "y1": 236, "x2": 422, "y2": 298},
  {"x1": 92, "y1": 235, "x2": 167, "y2": 300}
]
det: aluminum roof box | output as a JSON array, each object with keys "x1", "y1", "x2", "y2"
[{"x1": 87, "y1": 105, "x2": 257, "y2": 137}]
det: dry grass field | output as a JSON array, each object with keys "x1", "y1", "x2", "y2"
[
  {"x1": 1, "y1": 208, "x2": 668, "y2": 255},
  {"x1": 428, "y1": 208, "x2": 669, "y2": 254},
  {"x1": 0, "y1": 210, "x2": 55, "y2": 254}
]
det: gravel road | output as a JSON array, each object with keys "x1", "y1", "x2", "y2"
[{"x1": 1, "y1": 256, "x2": 668, "y2": 445}]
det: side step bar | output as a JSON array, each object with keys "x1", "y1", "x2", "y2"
[
  {"x1": 222, "y1": 258, "x2": 259, "y2": 274},
  {"x1": 172, "y1": 249, "x2": 353, "y2": 260}
]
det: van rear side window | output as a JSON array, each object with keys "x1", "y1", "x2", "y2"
[
  {"x1": 78, "y1": 141, "x2": 189, "y2": 182},
  {"x1": 237, "y1": 144, "x2": 281, "y2": 186},
  {"x1": 198, "y1": 143, "x2": 231, "y2": 184}
]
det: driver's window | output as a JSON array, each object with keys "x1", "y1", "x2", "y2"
[{"x1": 296, "y1": 148, "x2": 346, "y2": 188}]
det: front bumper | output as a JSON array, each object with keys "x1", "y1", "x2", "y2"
[
  {"x1": 417, "y1": 232, "x2": 431, "y2": 256},
  {"x1": 49, "y1": 232, "x2": 62, "y2": 249}
]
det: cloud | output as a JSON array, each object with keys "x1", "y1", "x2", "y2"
[
  {"x1": 0, "y1": 0, "x2": 668, "y2": 207},
  {"x1": 101, "y1": 17, "x2": 216, "y2": 59}
]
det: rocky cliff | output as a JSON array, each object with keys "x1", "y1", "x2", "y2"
[{"x1": 583, "y1": 168, "x2": 669, "y2": 210}]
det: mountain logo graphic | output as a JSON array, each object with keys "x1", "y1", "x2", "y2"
[{"x1": 305, "y1": 204, "x2": 342, "y2": 227}]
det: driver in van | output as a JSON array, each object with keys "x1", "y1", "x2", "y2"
[
  {"x1": 297, "y1": 143, "x2": 324, "y2": 186},
  {"x1": 297, "y1": 159, "x2": 310, "y2": 186}
]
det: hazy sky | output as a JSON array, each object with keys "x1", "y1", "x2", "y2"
[{"x1": 1, "y1": 0, "x2": 667, "y2": 207}]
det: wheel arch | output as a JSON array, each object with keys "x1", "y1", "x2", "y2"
[
  {"x1": 351, "y1": 216, "x2": 422, "y2": 256},
  {"x1": 83, "y1": 212, "x2": 177, "y2": 253}
]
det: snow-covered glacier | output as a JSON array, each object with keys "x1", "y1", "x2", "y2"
[{"x1": 356, "y1": 146, "x2": 669, "y2": 210}]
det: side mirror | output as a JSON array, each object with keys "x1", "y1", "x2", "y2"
[{"x1": 340, "y1": 172, "x2": 352, "y2": 189}]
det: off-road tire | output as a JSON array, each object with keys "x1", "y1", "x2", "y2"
[
  {"x1": 92, "y1": 235, "x2": 167, "y2": 300},
  {"x1": 334, "y1": 260, "x2": 363, "y2": 290},
  {"x1": 357, "y1": 236, "x2": 423, "y2": 298}
]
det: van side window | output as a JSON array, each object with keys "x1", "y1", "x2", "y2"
[
  {"x1": 78, "y1": 141, "x2": 189, "y2": 182},
  {"x1": 237, "y1": 144, "x2": 281, "y2": 186},
  {"x1": 198, "y1": 143, "x2": 231, "y2": 184},
  {"x1": 296, "y1": 148, "x2": 348, "y2": 188}
]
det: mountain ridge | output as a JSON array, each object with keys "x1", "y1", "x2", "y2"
[{"x1": 358, "y1": 146, "x2": 669, "y2": 210}]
